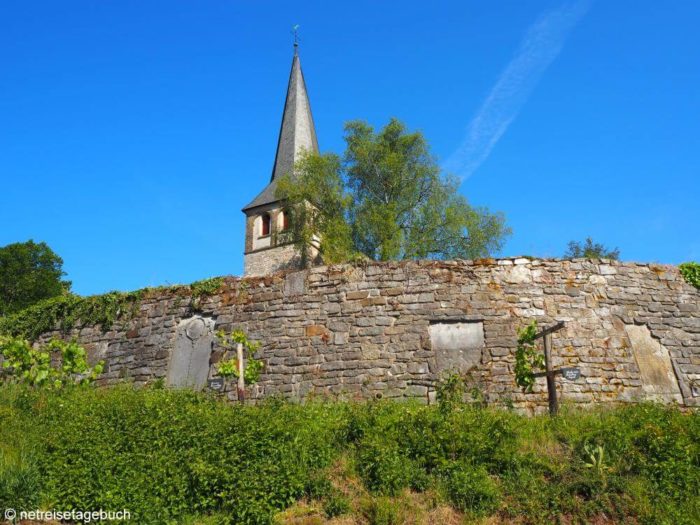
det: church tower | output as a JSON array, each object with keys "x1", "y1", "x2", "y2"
[{"x1": 241, "y1": 44, "x2": 319, "y2": 277}]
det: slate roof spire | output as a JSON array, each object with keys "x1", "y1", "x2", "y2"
[{"x1": 242, "y1": 45, "x2": 319, "y2": 212}]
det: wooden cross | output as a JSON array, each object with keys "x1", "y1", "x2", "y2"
[{"x1": 531, "y1": 321, "x2": 567, "y2": 415}]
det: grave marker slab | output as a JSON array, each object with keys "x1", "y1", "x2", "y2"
[{"x1": 168, "y1": 316, "x2": 215, "y2": 389}]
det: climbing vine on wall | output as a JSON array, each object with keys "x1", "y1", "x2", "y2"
[
  {"x1": 215, "y1": 329, "x2": 264, "y2": 384},
  {"x1": 190, "y1": 277, "x2": 224, "y2": 298},
  {"x1": 190, "y1": 277, "x2": 225, "y2": 311},
  {"x1": 514, "y1": 320, "x2": 545, "y2": 393},
  {"x1": 0, "y1": 335, "x2": 104, "y2": 388},
  {"x1": 679, "y1": 262, "x2": 700, "y2": 289},
  {"x1": 0, "y1": 291, "x2": 145, "y2": 340},
  {"x1": 0, "y1": 277, "x2": 227, "y2": 340}
]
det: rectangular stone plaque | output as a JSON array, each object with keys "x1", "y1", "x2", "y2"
[{"x1": 429, "y1": 321, "x2": 485, "y2": 373}]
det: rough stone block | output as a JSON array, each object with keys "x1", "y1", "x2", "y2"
[{"x1": 429, "y1": 321, "x2": 485, "y2": 374}]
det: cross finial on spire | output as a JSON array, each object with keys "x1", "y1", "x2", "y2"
[
  {"x1": 242, "y1": 31, "x2": 319, "y2": 212},
  {"x1": 292, "y1": 24, "x2": 300, "y2": 53}
]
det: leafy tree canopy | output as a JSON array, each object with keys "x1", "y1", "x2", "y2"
[
  {"x1": 679, "y1": 262, "x2": 700, "y2": 289},
  {"x1": 563, "y1": 237, "x2": 620, "y2": 260},
  {"x1": 276, "y1": 118, "x2": 510, "y2": 265},
  {"x1": 0, "y1": 240, "x2": 71, "y2": 316}
]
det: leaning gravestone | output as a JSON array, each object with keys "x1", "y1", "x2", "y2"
[
  {"x1": 624, "y1": 324, "x2": 683, "y2": 403},
  {"x1": 167, "y1": 316, "x2": 215, "y2": 389}
]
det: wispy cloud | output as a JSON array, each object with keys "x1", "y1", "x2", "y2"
[{"x1": 443, "y1": 1, "x2": 591, "y2": 180}]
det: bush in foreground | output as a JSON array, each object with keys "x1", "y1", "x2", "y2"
[{"x1": 0, "y1": 385, "x2": 698, "y2": 524}]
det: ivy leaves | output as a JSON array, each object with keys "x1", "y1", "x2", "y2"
[
  {"x1": 514, "y1": 321, "x2": 545, "y2": 393},
  {"x1": 215, "y1": 329, "x2": 264, "y2": 384},
  {"x1": 0, "y1": 277, "x2": 226, "y2": 341},
  {"x1": 0, "y1": 291, "x2": 144, "y2": 341},
  {"x1": 217, "y1": 358, "x2": 263, "y2": 384},
  {"x1": 0, "y1": 336, "x2": 103, "y2": 388}
]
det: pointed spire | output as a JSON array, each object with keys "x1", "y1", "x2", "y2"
[
  {"x1": 242, "y1": 47, "x2": 319, "y2": 212},
  {"x1": 270, "y1": 47, "x2": 319, "y2": 183}
]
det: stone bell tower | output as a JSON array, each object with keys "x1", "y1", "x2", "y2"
[{"x1": 241, "y1": 43, "x2": 319, "y2": 277}]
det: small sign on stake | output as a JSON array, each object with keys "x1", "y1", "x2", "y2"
[
  {"x1": 561, "y1": 368, "x2": 581, "y2": 381},
  {"x1": 208, "y1": 377, "x2": 225, "y2": 391}
]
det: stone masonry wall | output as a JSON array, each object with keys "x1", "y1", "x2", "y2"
[
  {"x1": 244, "y1": 243, "x2": 300, "y2": 277},
  {"x1": 34, "y1": 259, "x2": 700, "y2": 412}
]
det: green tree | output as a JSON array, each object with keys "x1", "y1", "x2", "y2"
[
  {"x1": 679, "y1": 262, "x2": 700, "y2": 289},
  {"x1": 564, "y1": 237, "x2": 620, "y2": 260},
  {"x1": 0, "y1": 240, "x2": 71, "y2": 316},
  {"x1": 277, "y1": 118, "x2": 510, "y2": 264},
  {"x1": 276, "y1": 153, "x2": 355, "y2": 266}
]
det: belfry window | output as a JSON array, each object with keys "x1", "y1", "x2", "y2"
[{"x1": 261, "y1": 213, "x2": 271, "y2": 236}]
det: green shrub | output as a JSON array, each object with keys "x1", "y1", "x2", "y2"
[
  {"x1": 304, "y1": 472, "x2": 334, "y2": 501},
  {"x1": 30, "y1": 387, "x2": 345, "y2": 524},
  {"x1": 679, "y1": 262, "x2": 700, "y2": 288},
  {"x1": 435, "y1": 371, "x2": 467, "y2": 411},
  {"x1": 322, "y1": 491, "x2": 351, "y2": 518},
  {"x1": 350, "y1": 401, "x2": 517, "y2": 486},
  {"x1": 0, "y1": 385, "x2": 43, "y2": 511},
  {"x1": 0, "y1": 385, "x2": 697, "y2": 524},
  {"x1": 361, "y1": 496, "x2": 405, "y2": 525},
  {"x1": 557, "y1": 404, "x2": 700, "y2": 501},
  {"x1": 356, "y1": 436, "x2": 422, "y2": 495},
  {"x1": 178, "y1": 513, "x2": 231, "y2": 525},
  {"x1": 440, "y1": 462, "x2": 500, "y2": 515},
  {"x1": 0, "y1": 449, "x2": 42, "y2": 511}
]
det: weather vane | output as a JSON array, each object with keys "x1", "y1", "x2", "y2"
[{"x1": 292, "y1": 24, "x2": 300, "y2": 49}]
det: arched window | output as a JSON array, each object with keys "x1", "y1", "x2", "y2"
[
  {"x1": 281, "y1": 210, "x2": 290, "y2": 231},
  {"x1": 261, "y1": 213, "x2": 271, "y2": 236}
]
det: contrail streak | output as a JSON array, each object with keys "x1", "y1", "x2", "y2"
[{"x1": 443, "y1": 1, "x2": 591, "y2": 180}]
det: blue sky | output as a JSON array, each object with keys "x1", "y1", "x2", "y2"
[{"x1": 1, "y1": 1, "x2": 698, "y2": 295}]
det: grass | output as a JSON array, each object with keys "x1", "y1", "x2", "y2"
[{"x1": 0, "y1": 384, "x2": 697, "y2": 524}]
